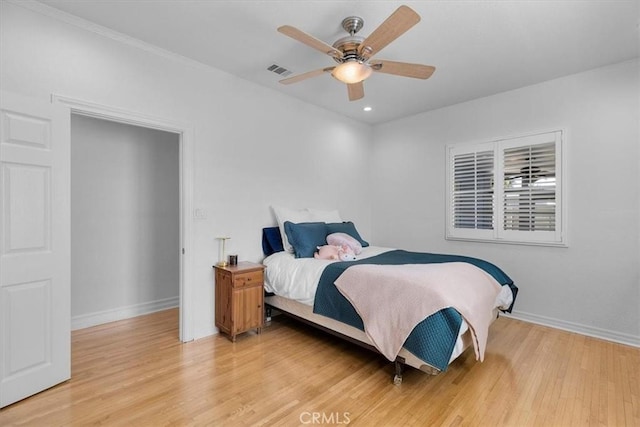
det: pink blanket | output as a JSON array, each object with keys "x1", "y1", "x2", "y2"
[{"x1": 334, "y1": 262, "x2": 501, "y2": 362}]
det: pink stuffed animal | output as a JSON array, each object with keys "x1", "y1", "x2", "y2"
[
  {"x1": 314, "y1": 245, "x2": 340, "y2": 260},
  {"x1": 314, "y1": 244, "x2": 356, "y2": 261},
  {"x1": 338, "y1": 245, "x2": 357, "y2": 261}
]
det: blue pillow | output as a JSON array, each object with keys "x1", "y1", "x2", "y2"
[
  {"x1": 326, "y1": 222, "x2": 369, "y2": 247},
  {"x1": 283, "y1": 221, "x2": 328, "y2": 258},
  {"x1": 262, "y1": 227, "x2": 284, "y2": 256}
]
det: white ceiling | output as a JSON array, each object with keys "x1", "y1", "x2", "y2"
[{"x1": 37, "y1": 0, "x2": 639, "y2": 125}]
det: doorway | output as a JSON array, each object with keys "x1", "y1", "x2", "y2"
[
  {"x1": 55, "y1": 95, "x2": 195, "y2": 342},
  {"x1": 70, "y1": 115, "x2": 180, "y2": 331}
]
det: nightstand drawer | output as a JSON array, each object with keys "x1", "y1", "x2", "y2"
[{"x1": 233, "y1": 270, "x2": 263, "y2": 288}]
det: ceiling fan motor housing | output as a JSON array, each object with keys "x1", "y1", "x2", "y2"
[
  {"x1": 332, "y1": 15, "x2": 368, "y2": 65},
  {"x1": 332, "y1": 36, "x2": 366, "y2": 64}
]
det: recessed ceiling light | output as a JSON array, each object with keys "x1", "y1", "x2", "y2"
[{"x1": 363, "y1": 106, "x2": 372, "y2": 112}]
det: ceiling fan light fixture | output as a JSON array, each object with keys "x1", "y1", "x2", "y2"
[{"x1": 331, "y1": 61, "x2": 372, "y2": 84}]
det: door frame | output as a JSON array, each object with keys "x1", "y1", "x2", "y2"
[{"x1": 52, "y1": 94, "x2": 194, "y2": 342}]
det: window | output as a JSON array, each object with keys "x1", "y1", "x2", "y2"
[{"x1": 446, "y1": 130, "x2": 565, "y2": 246}]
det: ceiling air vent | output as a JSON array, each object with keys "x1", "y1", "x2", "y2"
[{"x1": 267, "y1": 64, "x2": 292, "y2": 77}]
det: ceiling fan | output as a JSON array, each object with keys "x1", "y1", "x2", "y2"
[{"x1": 277, "y1": 5, "x2": 435, "y2": 101}]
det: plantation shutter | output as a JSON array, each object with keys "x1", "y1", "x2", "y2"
[
  {"x1": 447, "y1": 142, "x2": 495, "y2": 240},
  {"x1": 447, "y1": 130, "x2": 564, "y2": 245},
  {"x1": 503, "y1": 142, "x2": 556, "y2": 232},
  {"x1": 498, "y1": 131, "x2": 563, "y2": 243},
  {"x1": 452, "y1": 150, "x2": 494, "y2": 230}
]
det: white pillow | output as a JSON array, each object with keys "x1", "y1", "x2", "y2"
[
  {"x1": 272, "y1": 206, "x2": 312, "y2": 253},
  {"x1": 307, "y1": 208, "x2": 342, "y2": 223}
]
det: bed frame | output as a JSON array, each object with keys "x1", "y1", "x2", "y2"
[{"x1": 264, "y1": 294, "x2": 409, "y2": 384}]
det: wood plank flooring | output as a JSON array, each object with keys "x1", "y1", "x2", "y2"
[{"x1": 1, "y1": 309, "x2": 638, "y2": 426}]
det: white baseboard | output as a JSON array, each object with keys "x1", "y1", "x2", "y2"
[
  {"x1": 503, "y1": 310, "x2": 640, "y2": 348},
  {"x1": 71, "y1": 296, "x2": 179, "y2": 330}
]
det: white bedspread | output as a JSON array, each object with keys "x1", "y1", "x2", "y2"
[{"x1": 263, "y1": 246, "x2": 393, "y2": 305}]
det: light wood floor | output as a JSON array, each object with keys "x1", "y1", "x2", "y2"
[{"x1": 1, "y1": 309, "x2": 638, "y2": 426}]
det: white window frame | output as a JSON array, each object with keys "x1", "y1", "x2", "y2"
[{"x1": 446, "y1": 130, "x2": 566, "y2": 247}]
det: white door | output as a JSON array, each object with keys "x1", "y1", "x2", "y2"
[{"x1": 0, "y1": 92, "x2": 70, "y2": 408}]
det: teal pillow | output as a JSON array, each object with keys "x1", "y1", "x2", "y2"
[
  {"x1": 326, "y1": 222, "x2": 369, "y2": 247},
  {"x1": 284, "y1": 221, "x2": 328, "y2": 258}
]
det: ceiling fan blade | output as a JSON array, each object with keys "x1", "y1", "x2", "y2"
[
  {"x1": 358, "y1": 5, "x2": 420, "y2": 60},
  {"x1": 347, "y1": 81, "x2": 365, "y2": 101},
  {"x1": 278, "y1": 25, "x2": 344, "y2": 59},
  {"x1": 370, "y1": 60, "x2": 435, "y2": 79},
  {"x1": 279, "y1": 67, "x2": 334, "y2": 85}
]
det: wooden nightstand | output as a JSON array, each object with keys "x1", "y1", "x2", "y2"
[{"x1": 214, "y1": 261, "x2": 265, "y2": 342}]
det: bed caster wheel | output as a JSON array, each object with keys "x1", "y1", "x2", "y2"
[{"x1": 393, "y1": 374, "x2": 403, "y2": 385}]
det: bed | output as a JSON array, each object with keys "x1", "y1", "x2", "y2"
[{"x1": 261, "y1": 222, "x2": 517, "y2": 384}]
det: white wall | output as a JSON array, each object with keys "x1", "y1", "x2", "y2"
[
  {"x1": 71, "y1": 114, "x2": 179, "y2": 326},
  {"x1": 0, "y1": 1, "x2": 373, "y2": 338},
  {"x1": 371, "y1": 59, "x2": 640, "y2": 344}
]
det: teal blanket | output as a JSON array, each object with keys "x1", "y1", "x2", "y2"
[{"x1": 312, "y1": 250, "x2": 516, "y2": 371}]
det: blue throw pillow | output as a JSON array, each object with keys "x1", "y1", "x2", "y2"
[
  {"x1": 262, "y1": 227, "x2": 284, "y2": 256},
  {"x1": 284, "y1": 221, "x2": 328, "y2": 258},
  {"x1": 326, "y1": 222, "x2": 369, "y2": 247}
]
